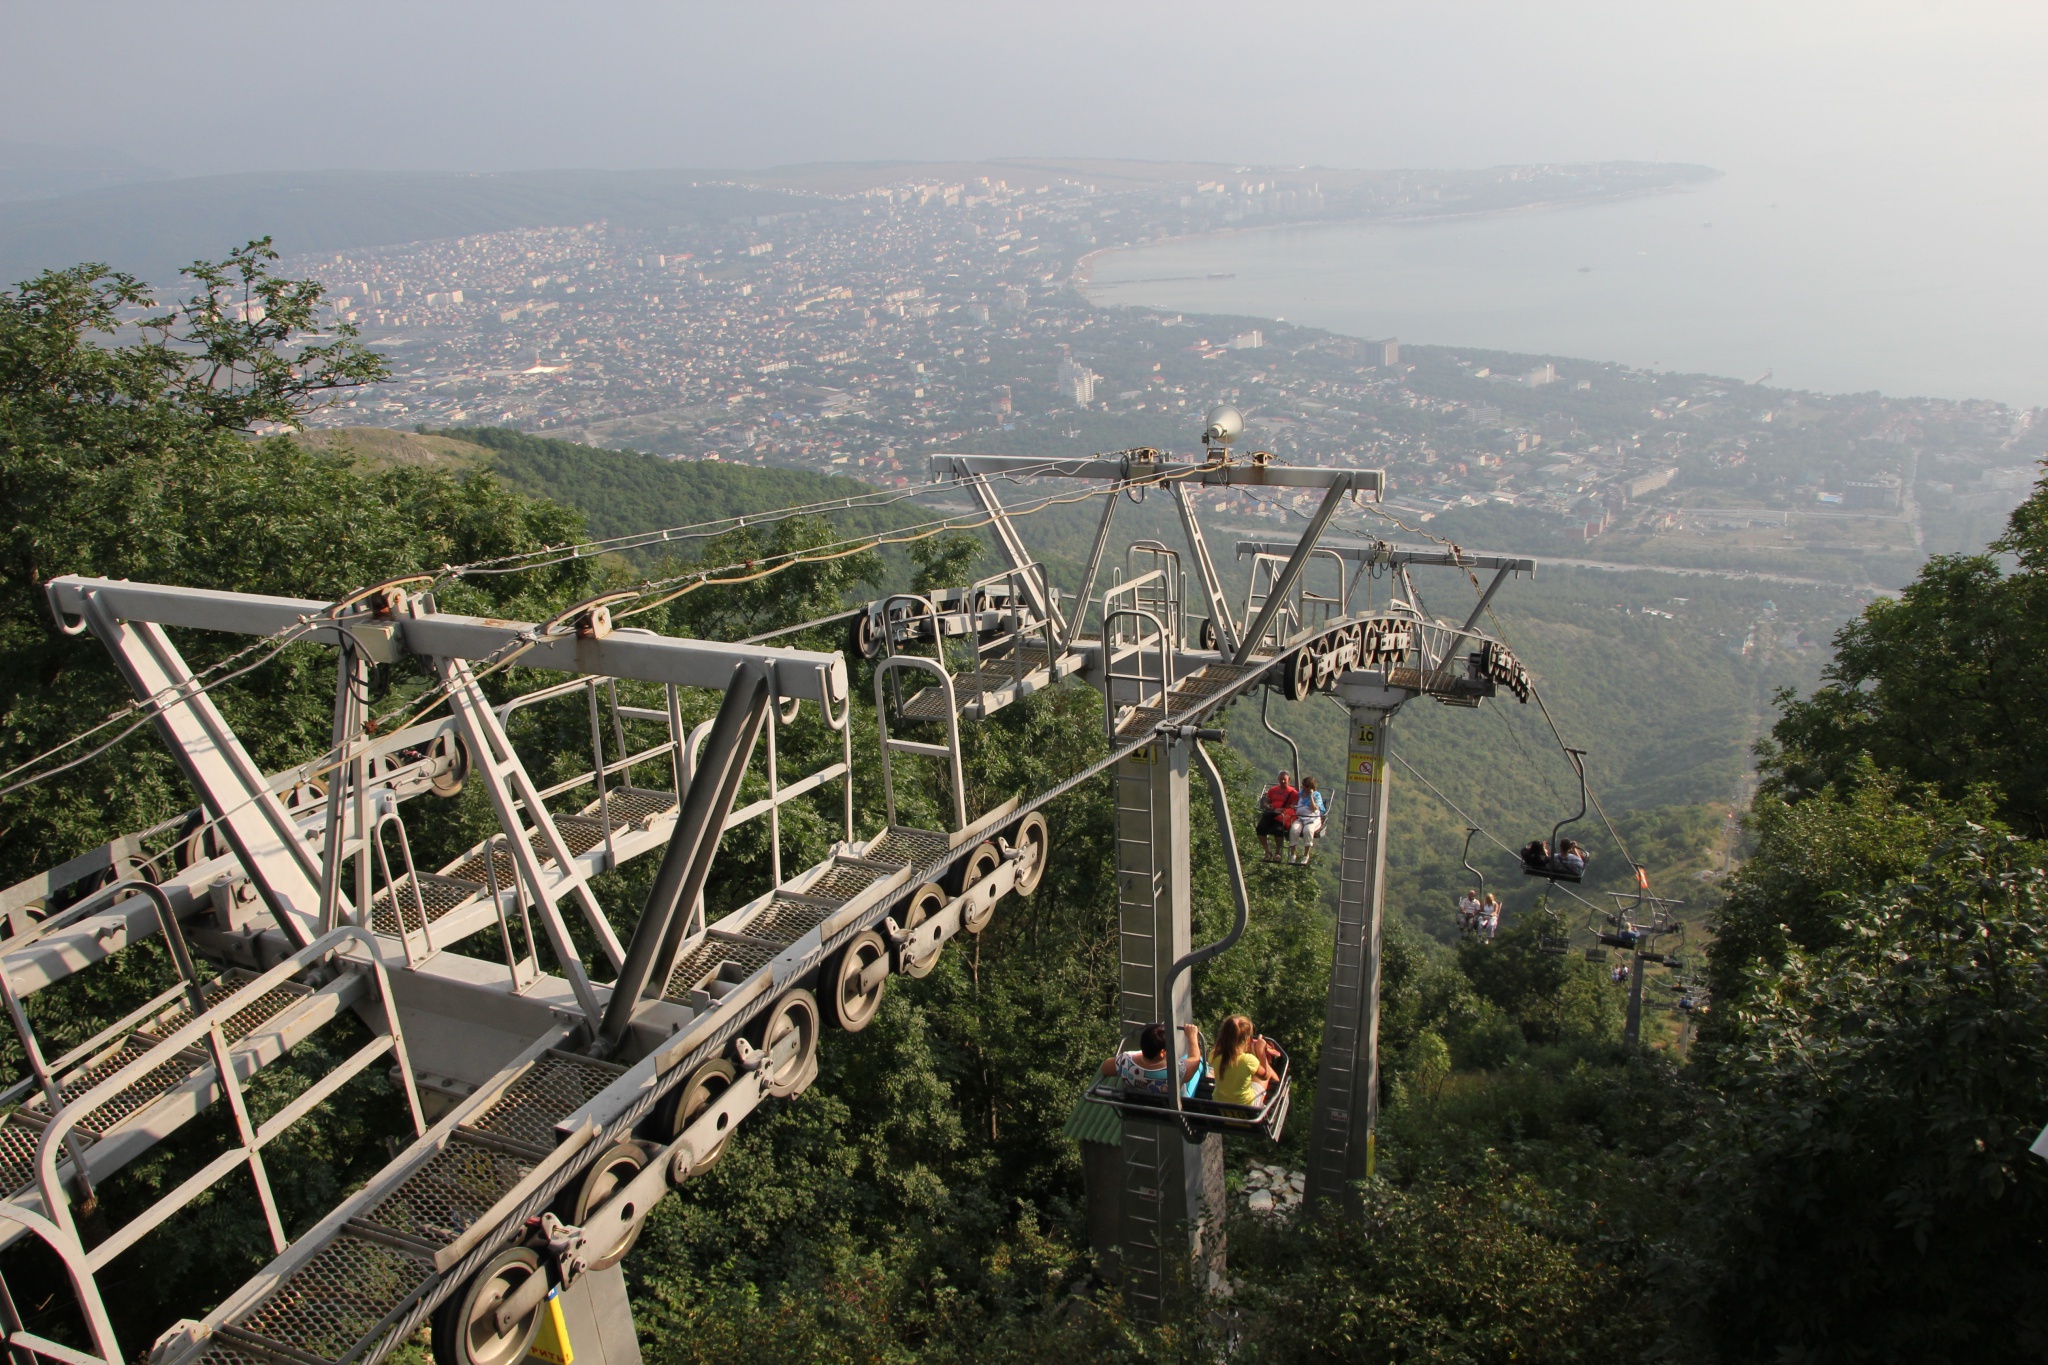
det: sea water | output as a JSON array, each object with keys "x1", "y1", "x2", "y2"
[{"x1": 1083, "y1": 160, "x2": 2048, "y2": 410}]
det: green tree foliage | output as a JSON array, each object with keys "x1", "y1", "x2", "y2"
[
  {"x1": 1230, "y1": 1167, "x2": 1656, "y2": 1364},
  {"x1": 910, "y1": 530, "x2": 985, "y2": 595},
  {"x1": 0, "y1": 250, "x2": 600, "y2": 1350},
  {"x1": 0, "y1": 249, "x2": 595, "y2": 884},
  {"x1": 1685, "y1": 819, "x2": 2048, "y2": 1361},
  {"x1": 1769, "y1": 465, "x2": 2048, "y2": 835}
]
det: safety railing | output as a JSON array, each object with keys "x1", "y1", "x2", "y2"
[
  {"x1": 1242, "y1": 549, "x2": 1350, "y2": 653},
  {"x1": 957, "y1": 563, "x2": 1064, "y2": 717},
  {"x1": 33, "y1": 925, "x2": 425, "y2": 1280},
  {"x1": 874, "y1": 653, "x2": 969, "y2": 832},
  {"x1": 1099, "y1": 604, "x2": 1174, "y2": 740},
  {"x1": 0, "y1": 1202, "x2": 120, "y2": 1365},
  {"x1": 496, "y1": 676, "x2": 687, "y2": 872},
  {"x1": 1122, "y1": 542, "x2": 1185, "y2": 650}
]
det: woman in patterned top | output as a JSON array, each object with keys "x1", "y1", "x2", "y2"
[{"x1": 1099, "y1": 1021, "x2": 1203, "y2": 1096}]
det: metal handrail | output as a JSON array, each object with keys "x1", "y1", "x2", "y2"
[
  {"x1": 1098, "y1": 606, "x2": 1173, "y2": 740},
  {"x1": 0, "y1": 1202, "x2": 120, "y2": 1365},
  {"x1": 873, "y1": 655, "x2": 969, "y2": 831},
  {"x1": 34, "y1": 926, "x2": 426, "y2": 1270}
]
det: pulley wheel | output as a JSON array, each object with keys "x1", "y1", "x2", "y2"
[
  {"x1": 432, "y1": 1245, "x2": 543, "y2": 1365},
  {"x1": 950, "y1": 839, "x2": 1002, "y2": 897},
  {"x1": 898, "y1": 881, "x2": 948, "y2": 978},
  {"x1": 554, "y1": 1140, "x2": 650, "y2": 1272},
  {"x1": 1010, "y1": 812, "x2": 1050, "y2": 899},
  {"x1": 850, "y1": 611, "x2": 884, "y2": 661},
  {"x1": 1283, "y1": 646, "x2": 1316, "y2": 700},
  {"x1": 279, "y1": 778, "x2": 327, "y2": 812},
  {"x1": 829, "y1": 929, "x2": 890, "y2": 1031},
  {"x1": 1199, "y1": 617, "x2": 1220, "y2": 651},
  {"x1": 756, "y1": 989, "x2": 821, "y2": 1098},
  {"x1": 659, "y1": 1057, "x2": 738, "y2": 1178},
  {"x1": 429, "y1": 734, "x2": 470, "y2": 798}
]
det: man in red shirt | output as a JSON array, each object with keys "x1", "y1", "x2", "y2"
[{"x1": 1257, "y1": 769, "x2": 1298, "y2": 862}]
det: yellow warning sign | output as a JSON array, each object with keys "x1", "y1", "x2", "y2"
[
  {"x1": 528, "y1": 1287, "x2": 574, "y2": 1365},
  {"x1": 1347, "y1": 753, "x2": 1383, "y2": 783}
]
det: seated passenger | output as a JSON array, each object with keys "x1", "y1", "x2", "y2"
[
  {"x1": 1100, "y1": 1021, "x2": 1203, "y2": 1097},
  {"x1": 1287, "y1": 777, "x2": 1326, "y2": 865},
  {"x1": 1208, "y1": 1014, "x2": 1280, "y2": 1108},
  {"x1": 1521, "y1": 839, "x2": 1551, "y2": 871},
  {"x1": 1257, "y1": 770, "x2": 1299, "y2": 863},
  {"x1": 1456, "y1": 889, "x2": 1482, "y2": 931},
  {"x1": 1554, "y1": 839, "x2": 1588, "y2": 876},
  {"x1": 1480, "y1": 893, "x2": 1501, "y2": 939}
]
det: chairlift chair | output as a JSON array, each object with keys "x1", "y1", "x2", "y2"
[
  {"x1": 1085, "y1": 1034, "x2": 1294, "y2": 1143},
  {"x1": 1522, "y1": 747, "x2": 1589, "y2": 882}
]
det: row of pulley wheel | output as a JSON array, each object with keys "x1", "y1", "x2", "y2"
[{"x1": 431, "y1": 811, "x2": 1050, "y2": 1365}]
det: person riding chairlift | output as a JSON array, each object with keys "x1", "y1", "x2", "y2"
[
  {"x1": 1479, "y1": 892, "x2": 1501, "y2": 939},
  {"x1": 1100, "y1": 1021, "x2": 1203, "y2": 1098},
  {"x1": 1457, "y1": 888, "x2": 1482, "y2": 932},
  {"x1": 1257, "y1": 769, "x2": 1298, "y2": 863},
  {"x1": 1287, "y1": 777, "x2": 1326, "y2": 865},
  {"x1": 1522, "y1": 838, "x2": 1590, "y2": 878},
  {"x1": 1208, "y1": 1015, "x2": 1281, "y2": 1108}
]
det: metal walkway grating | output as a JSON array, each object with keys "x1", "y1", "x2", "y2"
[
  {"x1": 665, "y1": 936, "x2": 780, "y2": 1001},
  {"x1": 187, "y1": 1342, "x2": 277, "y2": 1365},
  {"x1": 360, "y1": 1138, "x2": 534, "y2": 1248},
  {"x1": 0, "y1": 1118, "x2": 93, "y2": 1195},
  {"x1": 461, "y1": 1052, "x2": 626, "y2": 1152},
  {"x1": 230, "y1": 1232, "x2": 432, "y2": 1365},
  {"x1": 368, "y1": 874, "x2": 483, "y2": 936},
  {"x1": 187, "y1": 1343, "x2": 279, "y2": 1365},
  {"x1": 742, "y1": 897, "x2": 832, "y2": 946},
  {"x1": 897, "y1": 687, "x2": 954, "y2": 721},
  {"x1": 803, "y1": 859, "x2": 891, "y2": 904},
  {"x1": 864, "y1": 826, "x2": 950, "y2": 871},
  {"x1": 590, "y1": 786, "x2": 678, "y2": 829},
  {"x1": 141, "y1": 976, "x2": 312, "y2": 1046},
  {"x1": 21, "y1": 1037, "x2": 207, "y2": 1137}
]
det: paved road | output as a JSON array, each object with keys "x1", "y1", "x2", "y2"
[{"x1": 1534, "y1": 554, "x2": 1894, "y2": 595}]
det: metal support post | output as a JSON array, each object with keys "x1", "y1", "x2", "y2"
[
  {"x1": 1304, "y1": 673, "x2": 1407, "y2": 1215},
  {"x1": 964, "y1": 474, "x2": 1065, "y2": 636},
  {"x1": 316, "y1": 646, "x2": 368, "y2": 936},
  {"x1": 1232, "y1": 478, "x2": 1357, "y2": 665},
  {"x1": 1111, "y1": 733, "x2": 1225, "y2": 1312},
  {"x1": 1169, "y1": 481, "x2": 1238, "y2": 654},
  {"x1": 75, "y1": 594, "x2": 327, "y2": 946},
  {"x1": 1624, "y1": 949, "x2": 1646, "y2": 1047},
  {"x1": 1061, "y1": 491, "x2": 1121, "y2": 651}
]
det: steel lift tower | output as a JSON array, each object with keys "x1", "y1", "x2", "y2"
[{"x1": 0, "y1": 411, "x2": 1540, "y2": 1363}]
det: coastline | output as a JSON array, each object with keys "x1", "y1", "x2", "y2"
[{"x1": 1069, "y1": 179, "x2": 1715, "y2": 297}]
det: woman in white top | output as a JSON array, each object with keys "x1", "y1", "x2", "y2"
[
  {"x1": 1479, "y1": 893, "x2": 1501, "y2": 939},
  {"x1": 1287, "y1": 777, "x2": 1327, "y2": 865}
]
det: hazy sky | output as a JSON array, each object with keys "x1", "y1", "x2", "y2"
[{"x1": 4, "y1": 1, "x2": 2044, "y2": 177}]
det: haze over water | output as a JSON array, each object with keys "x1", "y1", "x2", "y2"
[
  {"x1": 1086, "y1": 151, "x2": 2048, "y2": 409},
  {"x1": 6, "y1": 2, "x2": 2044, "y2": 408}
]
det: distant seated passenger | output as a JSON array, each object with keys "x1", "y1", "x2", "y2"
[
  {"x1": 1521, "y1": 839, "x2": 1551, "y2": 871},
  {"x1": 1101, "y1": 1021, "x2": 1203, "y2": 1097},
  {"x1": 1208, "y1": 1014, "x2": 1280, "y2": 1108}
]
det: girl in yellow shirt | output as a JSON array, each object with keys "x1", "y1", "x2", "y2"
[{"x1": 1208, "y1": 1014, "x2": 1280, "y2": 1108}]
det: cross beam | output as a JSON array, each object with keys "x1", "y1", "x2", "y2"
[
  {"x1": 45, "y1": 577, "x2": 847, "y2": 705},
  {"x1": 931, "y1": 452, "x2": 1386, "y2": 496}
]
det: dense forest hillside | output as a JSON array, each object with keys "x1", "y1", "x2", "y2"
[{"x1": 3, "y1": 251, "x2": 2042, "y2": 1363}]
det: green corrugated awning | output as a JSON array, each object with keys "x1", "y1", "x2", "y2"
[{"x1": 1063, "y1": 1087, "x2": 1122, "y2": 1145}]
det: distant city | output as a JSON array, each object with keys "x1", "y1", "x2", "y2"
[{"x1": 254, "y1": 159, "x2": 2040, "y2": 567}]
